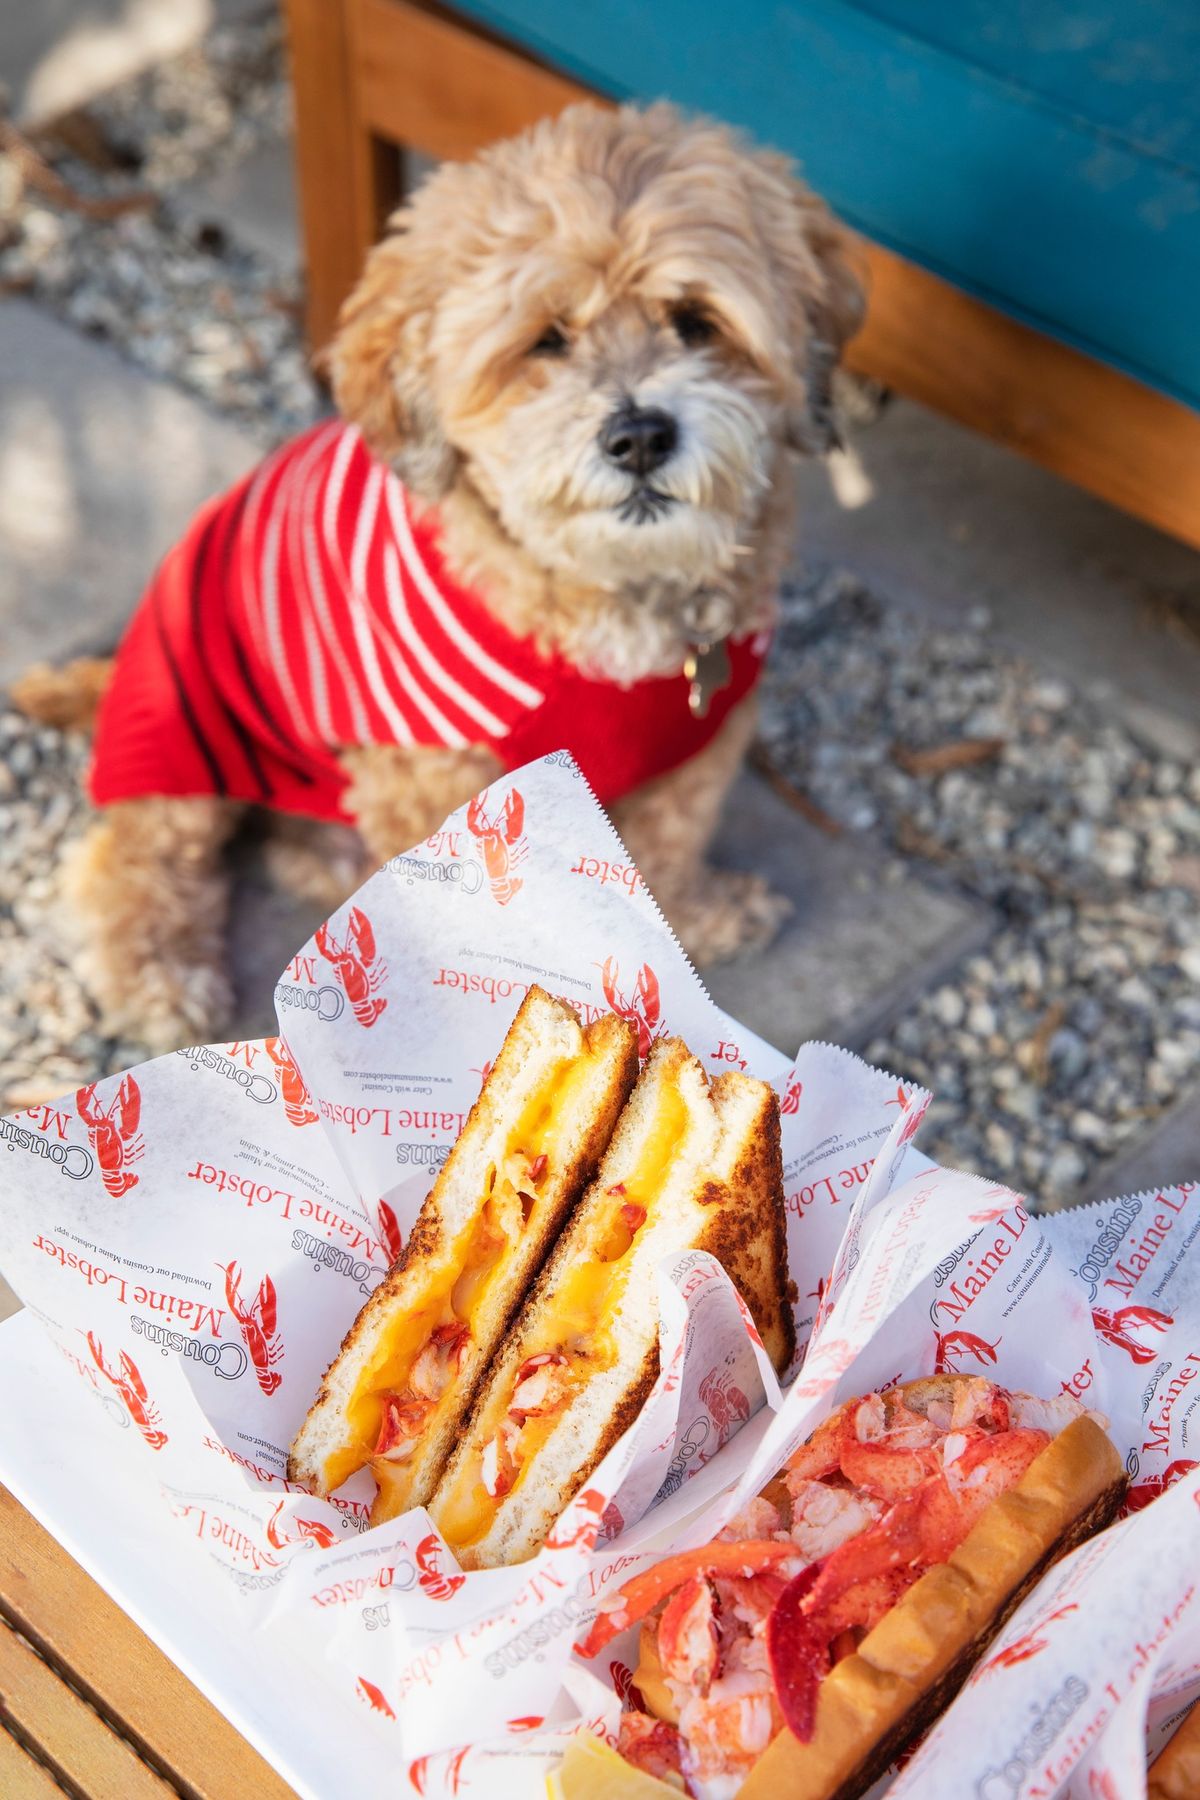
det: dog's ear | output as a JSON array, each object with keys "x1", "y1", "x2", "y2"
[
  {"x1": 327, "y1": 219, "x2": 458, "y2": 501},
  {"x1": 788, "y1": 189, "x2": 867, "y2": 456},
  {"x1": 748, "y1": 153, "x2": 867, "y2": 456}
]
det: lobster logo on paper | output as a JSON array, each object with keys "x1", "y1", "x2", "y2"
[
  {"x1": 264, "y1": 1497, "x2": 338, "y2": 1551},
  {"x1": 780, "y1": 1074, "x2": 803, "y2": 1115},
  {"x1": 76, "y1": 1075, "x2": 143, "y2": 1196},
  {"x1": 409, "y1": 1749, "x2": 469, "y2": 1794},
  {"x1": 87, "y1": 1331, "x2": 167, "y2": 1450},
  {"x1": 886, "y1": 1082, "x2": 927, "y2": 1146},
  {"x1": 1126, "y1": 1459, "x2": 1199, "y2": 1512},
  {"x1": 934, "y1": 1330, "x2": 1001, "y2": 1375},
  {"x1": 264, "y1": 1036, "x2": 317, "y2": 1126},
  {"x1": 315, "y1": 906, "x2": 388, "y2": 1027},
  {"x1": 357, "y1": 1677, "x2": 396, "y2": 1721},
  {"x1": 699, "y1": 1366, "x2": 752, "y2": 1449},
  {"x1": 977, "y1": 1605, "x2": 1079, "y2": 1678},
  {"x1": 218, "y1": 1262, "x2": 282, "y2": 1396},
  {"x1": 466, "y1": 786, "x2": 527, "y2": 905},
  {"x1": 599, "y1": 957, "x2": 663, "y2": 1059},
  {"x1": 376, "y1": 1197, "x2": 403, "y2": 1265},
  {"x1": 1091, "y1": 1304, "x2": 1173, "y2": 1365},
  {"x1": 415, "y1": 1533, "x2": 465, "y2": 1602},
  {"x1": 544, "y1": 1487, "x2": 607, "y2": 1552}
]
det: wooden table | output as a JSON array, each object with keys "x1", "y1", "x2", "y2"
[{"x1": 0, "y1": 1487, "x2": 297, "y2": 1800}]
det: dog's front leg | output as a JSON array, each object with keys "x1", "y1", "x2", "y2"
[
  {"x1": 64, "y1": 796, "x2": 243, "y2": 1053},
  {"x1": 339, "y1": 743, "x2": 504, "y2": 866},
  {"x1": 611, "y1": 697, "x2": 790, "y2": 966}
]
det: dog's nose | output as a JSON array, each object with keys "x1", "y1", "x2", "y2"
[{"x1": 599, "y1": 405, "x2": 678, "y2": 476}]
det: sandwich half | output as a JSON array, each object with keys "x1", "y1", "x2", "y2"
[
  {"x1": 288, "y1": 986, "x2": 638, "y2": 1520},
  {"x1": 429, "y1": 1037, "x2": 794, "y2": 1569}
]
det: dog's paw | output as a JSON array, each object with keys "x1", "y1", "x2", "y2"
[
  {"x1": 667, "y1": 869, "x2": 792, "y2": 967},
  {"x1": 83, "y1": 955, "x2": 234, "y2": 1055},
  {"x1": 263, "y1": 825, "x2": 367, "y2": 907}
]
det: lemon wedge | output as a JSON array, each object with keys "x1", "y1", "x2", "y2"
[{"x1": 546, "y1": 1732, "x2": 678, "y2": 1798}]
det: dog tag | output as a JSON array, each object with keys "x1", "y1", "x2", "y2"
[{"x1": 684, "y1": 639, "x2": 732, "y2": 719}]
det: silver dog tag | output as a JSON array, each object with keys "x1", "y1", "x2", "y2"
[{"x1": 684, "y1": 639, "x2": 732, "y2": 719}]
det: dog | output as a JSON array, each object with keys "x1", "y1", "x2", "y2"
[{"x1": 14, "y1": 101, "x2": 863, "y2": 1052}]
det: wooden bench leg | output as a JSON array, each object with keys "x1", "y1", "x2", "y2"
[{"x1": 282, "y1": 0, "x2": 403, "y2": 355}]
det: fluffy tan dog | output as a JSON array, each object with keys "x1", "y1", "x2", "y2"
[{"x1": 15, "y1": 102, "x2": 862, "y2": 1052}]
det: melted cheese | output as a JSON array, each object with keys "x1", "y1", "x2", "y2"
[
  {"x1": 436, "y1": 1087, "x2": 691, "y2": 1551},
  {"x1": 326, "y1": 1049, "x2": 604, "y2": 1501}
]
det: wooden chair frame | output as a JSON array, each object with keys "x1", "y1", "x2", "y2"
[{"x1": 284, "y1": 0, "x2": 1200, "y2": 550}]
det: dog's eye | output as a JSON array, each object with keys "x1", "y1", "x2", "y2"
[
  {"x1": 671, "y1": 304, "x2": 717, "y2": 346},
  {"x1": 530, "y1": 324, "x2": 569, "y2": 357}
]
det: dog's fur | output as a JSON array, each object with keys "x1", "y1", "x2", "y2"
[{"x1": 14, "y1": 102, "x2": 862, "y2": 1051}]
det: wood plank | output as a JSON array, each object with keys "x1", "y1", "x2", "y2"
[
  {"x1": 282, "y1": 0, "x2": 402, "y2": 354},
  {"x1": 351, "y1": 0, "x2": 582, "y2": 162},
  {"x1": 0, "y1": 1727, "x2": 69, "y2": 1800},
  {"x1": 0, "y1": 1488, "x2": 297, "y2": 1800},
  {"x1": 0, "y1": 1618, "x2": 173, "y2": 1800},
  {"x1": 295, "y1": 0, "x2": 1200, "y2": 548},
  {"x1": 849, "y1": 241, "x2": 1200, "y2": 552}
]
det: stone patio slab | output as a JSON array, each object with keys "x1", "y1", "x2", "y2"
[
  {"x1": 794, "y1": 398, "x2": 1200, "y2": 754},
  {"x1": 1085, "y1": 1084, "x2": 1200, "y2": 1204},
  {"x1": 705, "y1": 769, "x2": 994, "y2": 1057},
  {"x1": 0, "y1": 300, "x2": 259, "y2": 689}
]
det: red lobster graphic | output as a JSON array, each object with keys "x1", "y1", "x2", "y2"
[
  {"x1": 357, "y1": 1677, "x2": 396, "y2": 1721},
  {"x1": 545, "y1": 1487, "x2": 607, "y2": 1552},
  {"x1": 415, "y1": 1533, "x2": 465, "y2": 1602},
  {"x1": 376, "y1": 1197, "x2": 403, "y2": 1265},
  {"x1": 610, "y1": 1660, "x2": 647, "y2": 1714},
  {"x1": 780, "y1": 1075, "x2": 803, "y2": 1115},
  {"x1": 1126, "y1": 1459, "x2": 1198, "y2": 1512},
  {"x1": 265, "y1": 1497, "x2": 338, "y2": 1551},
  {"x1": 264, "y1": 1036, "x2": 317, "y2": 1127},
  {"x1": 87, "y1": 1332, "x2": 167, "y2": 1450},
  {"x1": 409, "y1": 1749, "x2": 469, "y2": 1795},
  {"x1": 600, "y1": 1499, "x2": 625, "y2": 1543},
  {"x1": 699, "y1": 1368, "x2": 752, "y2": 1447},
  {"x1": 1091, "y1": 1304, "x2": 1173, "y2": 1365},
  {"x1": 315, "y1": 907, "x2": 388, "y2": 1027},
  {"x1": 980, "y1": 1604, "x2": 1079, "y2": 1676},
  {"x1": 599, "y1": 957, "x2": 662, "y2": 1059},
  {"x1": 219, "y1": 1261, "x2": 282, "y2": 1396},
  {"x1": 885, "y1": 1082, "x2": 927, "y2": 1145},
  {"x1": 934, "y1": 1329, "x2": 1001, "y2": 1375},
  {"x1": 466, "y1": 787, "x2": 527, "y2": 906},
  {"x1": 76, "y1": 1075, "x2": 143, "y2": 1196}
]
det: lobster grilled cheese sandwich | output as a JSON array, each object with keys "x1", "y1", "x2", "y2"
[
  {"x1": 429, "y1": 1039, "x2": 794, "y2": 1570},
  {"x1": 287, "y1": 987, "x2": 638, "y2": 1520},
  {"x1": 580, "y1": 1376, "x2": 1124, "y2": 1800}
]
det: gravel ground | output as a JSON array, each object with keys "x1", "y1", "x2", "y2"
[
  {"x1": 758, "y1": 573, "x2": 1200, "y2": 1201},
  {"x1": 0, "y1": 708, "x2": 143, "y2": 1109},
  {"x1": 0, "y1": 11, "x2": 322, "y2": 439},
  {"x1": 1, "y1": 12, "x2": 1196, "y2": 1206}
]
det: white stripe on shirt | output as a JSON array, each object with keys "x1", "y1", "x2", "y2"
[
  {"x1": 385, "y1": 476, "x2": 544, "y2": 710},
  {"x1": 346, "y1": 465, "x2": 416, "y2": 746},
  {"x1": 380, "y1": 547, "x2": 469, "y2": 745}
]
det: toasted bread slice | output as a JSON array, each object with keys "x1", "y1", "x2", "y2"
[
  {"x1": 429, "y1": 1038, "x2": 794, "y2": 1569},
  {"x1": 287, "y1": 987, "x2": 638, "y2": 1517}
]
